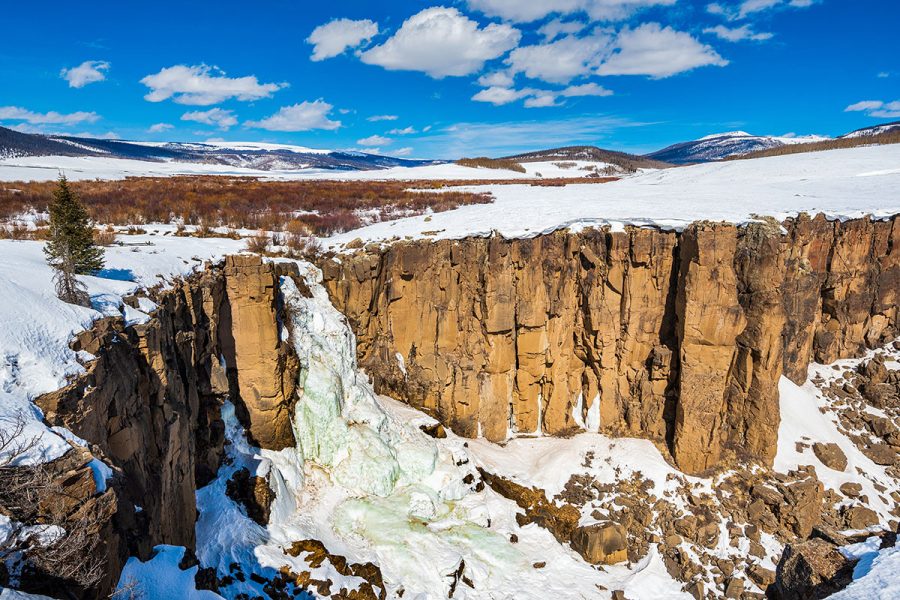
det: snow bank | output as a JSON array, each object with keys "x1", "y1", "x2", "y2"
[
  {"x1": 775, "y1": 346, "x2": 900, "y2": 524},
  {"x1": 117, "y1": 545, "x2": 225, "y2": 600},
  {"x1": 0, "y1": 231, "x2": 243, "y2": 465},
  {"x1": 828, "y1": 544, "x2": 900, "y2": 599},
  {"x1": 323, "y1": 144, "x2": 900, "y2": 248}
]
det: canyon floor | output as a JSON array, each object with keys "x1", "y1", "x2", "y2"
[{"x1": 1, "y1": 145, "x2": 900, "y2": 600}]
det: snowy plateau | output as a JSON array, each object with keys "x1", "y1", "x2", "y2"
[{"x1": 0, "y1": 143, "x2": 899, "y2": 600}]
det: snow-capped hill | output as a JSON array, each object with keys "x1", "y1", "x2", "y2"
[
  {"x1": 0, "y1": 126, "x2": 439, "y2": 173},
  {"x1": 840, "y1": 121, "x2": 900, "y2": 139},
  {"x1": 646, "y1": 131, "x2": 831, "y2": 164}
]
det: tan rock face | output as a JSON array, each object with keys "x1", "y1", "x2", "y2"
[
  {"x1": 222, "y1": 255, "x2": 299, "y2": 451},
  {"x1": 33, "y1": 254, "x2": 301, "y2": 597},
  {"x1": 322, "y1": 215, "x2": 899, "y2": 474}
]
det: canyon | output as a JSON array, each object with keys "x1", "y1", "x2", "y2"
[{"x1": 4, "y1": 212, "x2": 898, "y2": 599}]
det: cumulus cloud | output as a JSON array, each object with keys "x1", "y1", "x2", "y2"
[
  {"x1": 181, "y1": 108, "x2": 237, "y2": 130},
  {"x1": 360, "y1": 7, "x2": 521, "y2": 78},
  {"x1": 60, "y1": 60, "x2": 110, "y2": 88},
  {"x1": 245, "y1": 100, "x2": 341, "y2": 131},
  {"x1": 140, "y1": 64, "x2": 286, "y2": 105},
  {"x1": 598, "y1": 23, "x2": 728, "y2": 78},
  {"x1": 472, "y1": 86, "x2": 533, "y2": 105},
  {"x1": 388, "y1": 126, "x2": 417, "y2": 135},
  {"x1": 560, "y1": 82, "x2": 613, "y2": 97},
  {"x1": 506, "y1": 33, "x2": 612, "y2": 84},
  {"x1": 704, "y1": 24, "x2": 773, "y2": 42},
  {"x1": 148, "y1": 123, "x2": 174, "y2": 133},
  {"x1": 845, "y1": 100, "x2": 900, "y2": 119},
  {"x1": 367, "y1": 114, "x2": 398, "y2": 121},
  {"x1": 467, "y1": 0, "x2": 675, "y2": 23},
  {"x1": 523, "y1": 92, "x2": 560, "y2": 108},
  {"x1": 307, "y1": 18, "x2": 379, "y2": 61},
  {"x1": 0, "y1": 106, "x2": 100, "y2": 125},
  {"x1": 357, "y1": 134, "x2": 391, "y2": 146},
  {"x1": 473, "y1": 82, "x2": 612, "y2": 107}
]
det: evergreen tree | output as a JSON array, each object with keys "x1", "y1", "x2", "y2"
[{"x1": 44, "y1": 175, "x2": 104, "y2": 275}]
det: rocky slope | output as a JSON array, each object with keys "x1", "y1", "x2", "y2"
[{"x1": 322, "y1": 214, "x2": 899, "y2": 475}]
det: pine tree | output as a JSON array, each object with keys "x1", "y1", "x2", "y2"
[{"x1": 44, "y1": 175, "x2": 104, "y2": 275}]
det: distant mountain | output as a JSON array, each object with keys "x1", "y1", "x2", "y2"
[
  {"x1": 502, "y1": 145, "x2": 671, "y2": 170},
  {"x1": 0, "y1": 126, "x2": 440, "y2": 171},
  {"x1": 840, "y1": 121, "x2": 900, "y2": 139},
  {"x1": 645, "y1": 131, "x2": 831, "y2": 164}
]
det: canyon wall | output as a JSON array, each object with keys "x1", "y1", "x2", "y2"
[
  {"x1": 31, "y1": 255, "x2": 299, "y2": 598},
  {"x1": 322, "y1": 214, "x2": 899, "y2": 475}
]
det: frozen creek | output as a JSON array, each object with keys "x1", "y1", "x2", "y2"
[{"x1": 118, "y1": 260, "x2": 690, "y2": 600}]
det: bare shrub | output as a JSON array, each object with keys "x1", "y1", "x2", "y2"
[
  {"x1": 0, "y1": 413, "x2": 106, "y2": 591},
  {"x1": 457, "y1": 157, "x2": 527, "y2": 173},
  {"x1": 285, "y1": 233, "x2": 322, "y2": 260},
  {"x1": 245, "y1": 230, "x2": 270, "y2": 254},
  {"x1": 93, "y1": 226, "x2": 118, "y2": 246}
]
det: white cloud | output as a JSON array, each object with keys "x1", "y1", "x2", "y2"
[
  {"x1": 845, "y1": 100, "x2": 900, "y2": 119},
  {"x1": 357, "y1": 134, "x2": 391, "y2": 146},
  {"x1": 360, "y1": 7, "x2": 521, "y2": 78},
  {"x1": 388, "y1": 126, "x2": 417, "y2": 135},
  {"x1": 472, "y1": 86, "x2": 533, "y2": 106},
  {"x1": 473, "y1": 82, "x2": 612, "y2": 107},
  {"x1": 506, "y1": 33, "x2": 612, "y2": 84},
  {"x1": 598, "y1": 23, "x2": 728, "y2": 78},
  {"x1": 0, "y1": 106, "x2": 100, "y2": 125},
  {"x1": 703, "y1": 24, "x2": 773, "y2": 42},
  {"x1": 538, "y1": 19, "x2": 587, "y2": 41},
  {"x1": 466, "y1": 0, "x2": 675, "y2": 23},
  {"x1": 60, "y1": 60, "x2": 110, "y2": 88},
  {"x1": 148, "y1": 123, "x2": 174, "y2": 133},
  {"x1": 181, "y1": 108, "x2": 237, "y2": 130},
  {"x1": 707, "y1": 0, "x2": 818, "y2": 21},
  {"x1": 478, "y1": 71, "x2": 516, "y2": 88},
  {"x1": 877, "y1": 72, "x2": 890, "y2": 79},
  {"x1": 307, "y1": 18, "x2": 379, "y2": 61},
  {"x1": 389, "y1": 147, "x2": 414, "y2": 157},
  {"x1": 245, "y1": 100, "x2": 341, "y2": 131},
  {"x1": 523, "y1": 93, "x2": 560, "y2": 108},
  {"x1": 140, "y1": 64, "x2": 286, "y2": 105},
  {"x1": 560, "y1": 82, "x2": 614, "y2": 97},
  {"x1": 367, "y1": 114, "x2": 398, "y2": 121}
]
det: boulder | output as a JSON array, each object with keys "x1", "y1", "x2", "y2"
[
  {"x1": 773, "y1": 539, "x2": 856, "y2": 599},
  {"x1": 863, "y1": 443, "x2": 898, "y2": 466},
  {"x1": 570, "y1": 522, "x2": 628, "y2": 565},
  {"x1": 812, "y1": 443, "x2": 847, "y2": 471}
]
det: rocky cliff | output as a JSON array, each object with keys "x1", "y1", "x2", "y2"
[
  {"x1": 322, "y1": 214, "x2": 899, "y2": 474},
  {"x1": 29, "y1": 255, "x2": 299, "y2": 598}
]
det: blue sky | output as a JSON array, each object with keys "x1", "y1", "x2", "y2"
[{"x1": 0, "y1": 0, "x2": 897, "y2": 157}]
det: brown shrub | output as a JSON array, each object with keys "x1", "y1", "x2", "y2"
[
  {"x1": 457, "y1": 157, "x2": 527, "y2": 173},
  {"x1": 93, "y1": 226, "x2": 117, "y2": 246},
  {"x1": 245, "y1": 230, "x2": 270, "y2": 254}
]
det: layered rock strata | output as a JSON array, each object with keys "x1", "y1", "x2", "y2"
[
  {"x1": 31, "y1": 255, "x2": 299, "y2": 597},
  {"x1": 322, "y1": 214, "x2": 899, "y2": 474}
]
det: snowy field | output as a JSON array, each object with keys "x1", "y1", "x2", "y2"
[
  {"x1": 324, "y1": 144, "x2": 900, "y2": 248},
  {"x1": 0, "y1": 154, "x2": 612, "y2": 182}
]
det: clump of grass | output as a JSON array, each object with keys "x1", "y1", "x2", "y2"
[{"x1": 457, "y1": 157, "x2": 527, "y2": 173}]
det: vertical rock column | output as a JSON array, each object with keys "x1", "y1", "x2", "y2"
[
  {"x1": 673, "y1": 223, "x2": 746, "y2": 474},
  {"x1": 222, "y1": 255, "x2": 299, "y2": 451}
]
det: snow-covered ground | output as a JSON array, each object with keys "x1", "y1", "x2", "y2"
[
  {"x1": 324, "y1": 144, "x2": 900, "y2": 248},
  {"x1": 0, "y1": 154, "x2": 612, "y2": 182},
  {"x1": 0, "y1": 231, "x2": 244, "y2": 466}
]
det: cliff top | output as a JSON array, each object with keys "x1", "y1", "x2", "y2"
[{"x1": 323, "y1": 144, "x2": 900, "y2": 251}]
